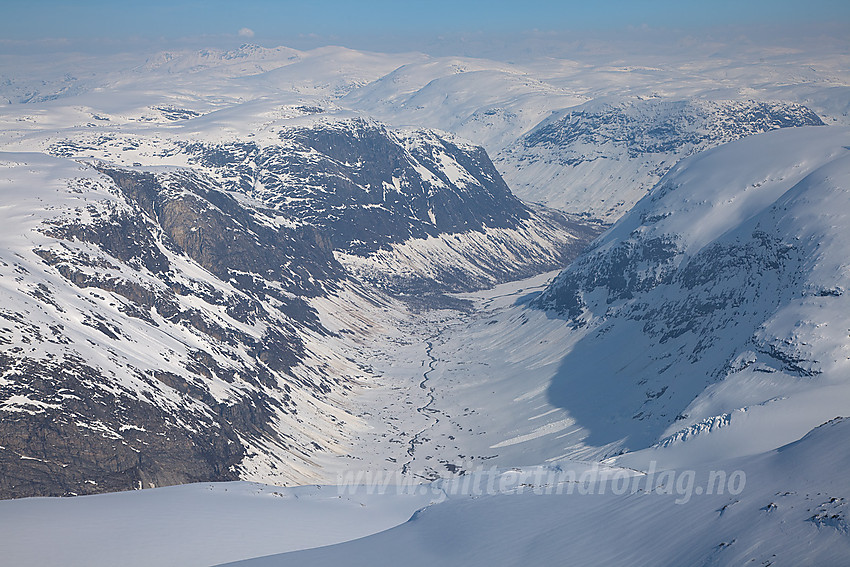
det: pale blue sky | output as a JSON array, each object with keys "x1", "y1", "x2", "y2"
[{"x1": 2, "y1": 0, "x2": 848, "y2": 53}]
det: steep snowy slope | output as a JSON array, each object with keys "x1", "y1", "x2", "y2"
[
  {"x1": 532, "y1": 125, "x2": 850, "y2": 463},
  {"x1": 0, "y1": 152, "x2": 366, "y2": 498}
]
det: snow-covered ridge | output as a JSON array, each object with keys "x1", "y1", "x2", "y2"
[{"x1": 530, "y1": 126, "x2": 850, "y2": 462}]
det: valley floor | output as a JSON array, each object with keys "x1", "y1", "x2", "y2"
[{"x1": 316, "y1": 270, "x2": 590, "y2": 484}]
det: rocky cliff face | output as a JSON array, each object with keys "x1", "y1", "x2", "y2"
[
  {"x1": 182, "y1": 119, "x2": 532, "y2": 255},
  {"x1": 0, "y1": 156, "x2": 344, "y2": 498},
  {"x1": 0, "y1": 119, "x2": 600, "y2": 498}
]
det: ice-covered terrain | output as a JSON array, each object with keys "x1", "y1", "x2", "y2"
[{"x1": 0, "y1": 481, "x2": 435, "y2": 567}]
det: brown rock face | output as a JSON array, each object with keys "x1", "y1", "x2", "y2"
[{"x1": 0, "y1": 355, "x2": 244, "y2": 499}]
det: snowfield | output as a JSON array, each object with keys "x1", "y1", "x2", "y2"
[
  {"x1": 0, "y1": 481, "x2": 435, "y2": 567},
  {"x1": 223, "y1": 418, "x2": 850, "y2": 566}
]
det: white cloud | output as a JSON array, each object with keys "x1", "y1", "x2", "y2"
[{"x1": 238, "y1": 28, "x2": 255, "y2": 38}]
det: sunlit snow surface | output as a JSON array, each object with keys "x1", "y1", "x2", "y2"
[
  {"x1": 223, "y1": 419, "x2": 850, "y2": 566},
  {"x1": 0, "y1": 481, "x2": 434, "y2": 567},
  {"x1": 2, "y1": 421, "x2": 848, "y2": 566}
]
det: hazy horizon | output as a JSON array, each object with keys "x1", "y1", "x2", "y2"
[{"x1": 1, "y1": 0, "x2": 848, "y2": 60}]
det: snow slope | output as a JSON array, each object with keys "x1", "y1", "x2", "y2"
[
  {"x1": 3, "y1": 265, "x2": 849, "y2": 565},
  {"x1": 0, "y1": 481, "x2": 434, "y2": 567},
  {"x1": 220, "y1": 418, "x2": 850, "y2": 567}
]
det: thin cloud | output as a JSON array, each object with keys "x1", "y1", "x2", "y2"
[{"x1": 238, "y1": 27, "x2": 255, "y2": 38}]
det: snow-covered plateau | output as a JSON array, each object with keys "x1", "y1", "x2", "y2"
[{"x1": 1, "y1": 38, "x2": 850, "y2": 566}]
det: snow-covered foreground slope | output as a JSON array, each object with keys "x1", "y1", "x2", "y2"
[
  {"x1": 4, "y1": 420, "x2": 848, "y2": 567},
  {"x1": 0, "y1": 481, "x2": 435, "y2": 567},
  {"x1": 222, "y1": 418, "x2": 850, "y2": 567}
]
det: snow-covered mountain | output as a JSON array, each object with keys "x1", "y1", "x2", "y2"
[
  {"x1": 0, "y1": 152, "x2": 351, "y2": 498},
  {"x1": 498, "y1": 98, "x2": 825, "y2": 220},
  {"x1": 0, "y1": 44, "x2": 616, "y2": 498},
  {"x1": 0, "y1": 110, "x2": 599, "y2": 498},
  {"x1": 532, "y1": 125, "x2": 850, "y2": 464}
]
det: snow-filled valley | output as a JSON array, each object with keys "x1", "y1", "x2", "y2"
[{"x1": 1, "y1": 33, "x2": 850, "y2": 566}]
